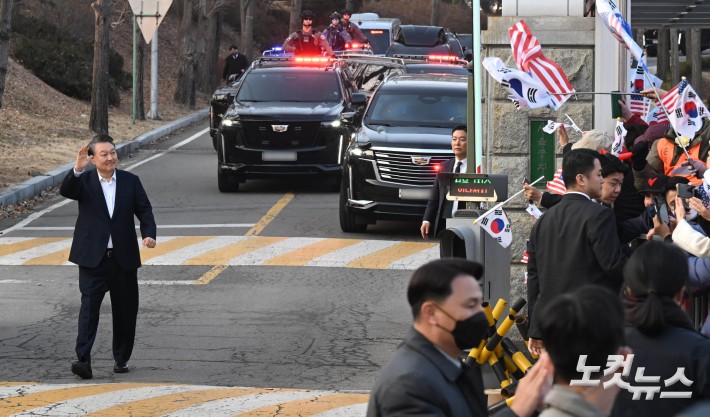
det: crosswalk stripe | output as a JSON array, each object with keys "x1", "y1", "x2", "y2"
[
  {"x1": 0, "y1": 238, "x2": 64, "y2": 258},
  {"x1": 183, "y1": 236, "x2": 287, "y2": 265},
  {"x1": 85, "y1": 387, "x2": 264, "y2": 417},
  {"x1": 164, "y1": 391, "x2": 327, "y2": 417},
  {"x1": 10, "y1": 385, "x2": 205, "y2": 417},
  {"x1": 144, "y1": 236, "x2": 244, "y2": 265},
  {"x1": 233, "y1": 393, "x2": 369, "y2": 417},
  {"x1": 389, "y1": 244, "x2": 440, "y2": 269},
  {"x1": 0, "y1": 383, "x2": 97, "y2": 398},
  {"x1": 139, "y1": 236, "x2": 213, "y2": 263},
  {"x1": 264, "y1": 238, "x2": 363, "y2": 266},
  {"x1": 0, "y1": 383, "x2": 162, "y2": 417},
  {"x1": 0, "y1": 239, "x2": 73, "y2": 265},
  {"x1": 22, "y1": 247, "x2": 70, "y2": 265},
  {"x1": 227, "y1": 237, "x2": 324, "y2": 265},
  {"x1": 347, "y1": 241, "x2": 438, "y2": 269},
  {"x1": 306, "y1": 240, "x2": 399, "y2": 268},
  {"x1": 312, "y1": 403, "x2": 368, "y2": 417}
]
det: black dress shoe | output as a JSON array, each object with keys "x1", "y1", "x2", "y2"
[
  {"x1": 113, "y1": 361, "x2": 129, "y2": 373},
  {"x1": 71, "y1": 360, "x2": 93, "y2": 379}
]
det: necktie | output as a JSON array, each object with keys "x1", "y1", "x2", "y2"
[{"x1": 454, "y1": 162, "x2": 464, "y2": 211}]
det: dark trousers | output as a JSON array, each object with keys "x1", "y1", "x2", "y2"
[{"x1": 76, "y1": 251, "x2": 139, "y2": 363}]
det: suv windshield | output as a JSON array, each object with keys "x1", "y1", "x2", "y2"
[
  {"x1": 237, "y1": 71, "x2": 342, "y2": 102},
  {"x1": 361, "y1": 29, "x2": 391, "y2": 55},
  {"x1": 366, "y1": 89, "x2": 466, "y2": 127}
]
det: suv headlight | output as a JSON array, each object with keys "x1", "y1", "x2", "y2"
[
  {"x1": 348, "y1": 147, "x2": 374, "y2": 158},
  {"x1": 213, "y1": 93, "x2": 228, "y2": 100},
  {"x1": 321, "y1": 119, "x2": 342, "y2": 128},
  {"x1": 222, "y1": 117, "x2": 241, "y2": 127}
]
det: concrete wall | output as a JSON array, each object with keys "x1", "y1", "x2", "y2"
[
  {"x1": 502, "y1": 0, "x2": 586, "y2": 17},
  {"x1": 481, "y1": 16, "x2": 596, "y2": 304}
]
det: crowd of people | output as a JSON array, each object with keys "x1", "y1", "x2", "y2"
[
  {"x1": 374, "y1": 87, "x2": 710, "y2": 416},
  {"x1": 283, "y1": 9, "x2": 369, "y2": 56}
]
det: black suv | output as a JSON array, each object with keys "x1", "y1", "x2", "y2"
[
  {"x1": 339, "y1": 74, "x2": 468, "y2": 232},
  {"x1": 215, "y1": 57, "x2": 368, "y2": 192},
  {"x1": 386, "y1": 25, "x2": 455, "y2": 58},
  {"x1": 209, "y1": 75, "x2": 243, "y2": 151}
]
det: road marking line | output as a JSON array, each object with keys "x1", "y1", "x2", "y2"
[
  {"x1": 9, "y1": 385, "x2": 205, "y2": 417},
  {"x1": 264, "y1": 238, "x2": 363, "y2": 266},
  {"x1": 389, "y1": 244, "x2": 440, "y2": 269},
  {"x1": 0, "y1": 237, "x2": 64, "y2": 257},
  {"x1": 164, "y1": 391, "x2": 327, "y2": 417},
  {"x1": 19, "y1": 224, "x2": 256, "y2": 231},
  {"x1": 226, "y1": 237, "x2": 323, "y2": 266},
  {"x1": 194, "y1": 265, "x2": 228, "y2": 285},
  {"x1": 245, "y1": 192, "x2": 295, "y2": 236},
  {"x1": 0, "y1": 239, "x2": 72, "y2": 265},
  {"x1": 0, "y1": 128, "x2": 209, "y2": 236},
  {"x1": 234, "y1": 393, "x2": 369, "y2": 417},
  {"x1": 85, "y1": 387, "x2": 264, "y2": 417},
  {"x1": 184, "y1": 236, "x2": 287, "y2": 266},
  {"x1": 22, "y1": 247, "x2": 71, "y2": 266},
  {"x1": 144, "y1": 236, "x2": 244, "y2": 265},
  {"x1": 306, "y1": 240, "x2": 399, "y2": 268},
  {"x1": 347, "y1": 241, "x2": 438, "y2": 269},
  {"x1": 0, "y1": 383, "x2": 163, "y2": 417},
  {"x1": 0, "y1": 383, "x2": 99, "y2": 398},
  {"x1": 139, "y1": 236, "x2": 211, "y2": 263},
  {"x1": 312, "y1": 403, "x2": 368, "y2": 417}
]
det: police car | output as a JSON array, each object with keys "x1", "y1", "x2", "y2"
[{"x1": 214, "y1": 56, "x2": 367, "y2": 192}]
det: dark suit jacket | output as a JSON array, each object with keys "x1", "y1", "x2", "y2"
[
  {"x1": 367, "y1": 328, "x2": 516, "y2": 417},
  {"x1": 527, "y1": 193, "x2": 626, "y2": 339},
  {"x1": 60, "y1": 169, "x2": 156, "y2": 270},
  {"x1": 223, "y1": 53, "x2": 250, "y2": 80},
  {"x1": 423, "y1": 159, "x2": 455, "y2": 238}
]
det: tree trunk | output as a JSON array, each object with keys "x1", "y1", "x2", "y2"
[
  {"x1": 241, "y1": 0, "x2": 253, "y2": 59},
  {"x1": 289, "y1": 0, "x2": 301, "y2": 34},
  {"x1": 174, "y1": 0, "x2": 196, "y2": 108},
  {"x1": 657, "y1": 28, "x2": 670, "y2": 81},
  {"x1": 430, "y1": 0, "x2": 440, "y2": 26},
  {"x1": 136, "y1": 32, "x2": 146, "y2": 120},
  {"x1": 0, "y1": 0, "x2": 14, "y2": 109},
  {"x1": 90, "y1": 0, "x2": 111, "y2": 134},
  {"x1": 195, "y1": 0, "x2": 208, "y2": 93},
  {"x1": 204, "y1": 1, "x2": 221, "y2": 92},
  {"x1": 670, "y1": 28, "x2": 679, "y2": 85},
  {"x1": 345, "y1": 0, "x2": 355, "y2": 12},
  {"x1": 690, "y1": 28, "x2": 702, "y2": 93}
]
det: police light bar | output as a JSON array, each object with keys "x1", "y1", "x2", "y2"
[
  {"x1": 369, "y1": 30, "x2": 384, "y2": 34},
  {"x1": 294, "y1": 56, "x2": 334, "y2": 64},
  {"x1": 427, "y1": 55, "x2": 458, "y2": 62}
]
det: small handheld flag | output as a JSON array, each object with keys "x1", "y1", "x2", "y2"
[
  {"x1": 479, "y1": 209, "x2": 512, "y2": 248},
  {"x1": 612, "y1": 118, "x2": 626, "y2": 156}
]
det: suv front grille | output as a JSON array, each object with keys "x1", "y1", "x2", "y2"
[
  {"x1": 373, "y1": 149, "x2": 453, "y2": 187},
  {"x1": 241, "y1": 121, "x2": 321, "y2": 149}
]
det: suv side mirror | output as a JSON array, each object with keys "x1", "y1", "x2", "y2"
[
  {"x1": 351, "y1": 92, "x2": 368, "y2": 106},
  {"x1": 341, "y1": 111, "x2": 357, "y2": 124}
]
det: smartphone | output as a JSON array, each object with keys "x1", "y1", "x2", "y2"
[
  {"x1": 653, "y1": 196, "x2": 670, "y2": 224},
  {"x1": 677, "y1": 183, "x2": 694, "y2": 200}
]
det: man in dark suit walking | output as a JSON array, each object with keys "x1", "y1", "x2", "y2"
[
  {"x1": 222, "y1": 45, "x2": 250, "y2": 82},
  {"x1": 367, "y1": 259, "x2": 552, "y2": 417},
  {"x1": 60, "y1": 134, "x2": 157, "y2": 379},
  {"x1": 421, "y1": 125, "x2": 468, "y2": 240},
  {"x1": 526, "y1": 149, "x2": 627, "y2": 357}
]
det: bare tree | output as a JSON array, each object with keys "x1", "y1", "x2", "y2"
[
  {"x1": 241, "y1": 0, "x2": 253, "y2": 59},
  {"x1": 430, "y1": 0, "x2": 440, "y2": 26},
  {"x1": 136, "y1": 33, "x2": 146, "y2": 120},
  {"x1": 174, "y1": 0, "x2": 196, "y2": 108},
  {"x1": 90, "y1": 0, "x2": 112, "y2": 134},
  {"x1": 289, "y1": 0, "x2": 301, "y2": 34},
  {"x1": 0, "y1": 0, "x2": 13, "y2": 109},
  {"x1": 196, "y1": 0, "x2": 222, "y2": 93},
  {"x1": 345, "y1": 0, "x2": 355, "y2": 12},
  {"x1": 657, "y1": 28, "x2": 670, "y2": 81}
]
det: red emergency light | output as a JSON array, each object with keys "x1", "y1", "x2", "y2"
[
  {"x1": 369, "y1": 30, "x2": 384, "y2": 34},
  {"x1": 433, "y1": 164, "x2": 441, "y2": 172},
  {"x1": 294, "y1": 56, "x2": 333, "y2": 64},
  {"x1": 427, "y1": 55, "x2": 458, "y2": 62}
]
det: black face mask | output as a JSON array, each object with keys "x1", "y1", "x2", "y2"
[{"x1": 436, "y1": 307, "x2": 489, "y2": 350}]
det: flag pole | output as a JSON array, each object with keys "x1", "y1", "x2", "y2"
[
  {"x1": 473, "y1": 175, "x2": 545, "y2": 224},
  {"x1": 642, "y1": 73, "x2": 691, "y2": 159}
]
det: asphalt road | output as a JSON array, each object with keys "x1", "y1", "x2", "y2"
[{"x1": 0, "y1": 123, "x2": 433, "y2": 415}]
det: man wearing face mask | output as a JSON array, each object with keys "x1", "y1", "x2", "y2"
[{"x1": 367, "y1": 259, "x2": 553, "y2": 417}]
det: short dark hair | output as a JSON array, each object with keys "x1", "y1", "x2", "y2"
[
  {"x1": 539, "y1": 285, "x2": 625, "y2": 383},
  {"x1": 407, "y1": 259, "x2": 483, "y2": 319},
  {"x1": 88, "y1": 134, "x2": 115, "y2": 156},
  {"x1": 562, "y1": 148, "x2": 601, "y2": 188},
  {"x1": 452, "y1": 125, "x2": 467, "y2": 135},
  {"x1": 230, "y1": 45, "x2": 238, "y2": 50},
  {"x1": 623, "y1": 240, "x2": 689, "y2": 336},
  {"x1": 599, "y1": 153, "x2": 629, "y2": 178}
]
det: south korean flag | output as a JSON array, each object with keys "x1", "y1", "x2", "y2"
[{"x1": 478, "y1": 209, "x2": 512, "y2": 248}]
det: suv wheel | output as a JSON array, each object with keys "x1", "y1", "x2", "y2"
[
  {"x1": 339, "y1": 180, "x2": 367, "y2": 233},
  {"x1": 218, "y1": 168, "x2": 240, "y2": 192}
]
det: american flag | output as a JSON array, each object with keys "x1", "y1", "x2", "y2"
[
  {"x1": 647, "y1": 100, "x2": 670, "y2": 125},
  {"x1": 546, "y1": 168, "x2": 566, "y2": 195},
  {"x1": 520, "y1": 250, "x2": 529, "y2": 264},
  {"x1": 660, "y1": 79, "x2": 687, "y2": 113},
  {"x1": 508, "y1": 20, "x2": 575, "y2": 110},
  {"x1": 627, "y1": 58, "x2": 661, "y2": 118},
  {"x1": 596, "y1": 0, "x2": 645, "y2": 66}
]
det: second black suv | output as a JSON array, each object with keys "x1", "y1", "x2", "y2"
[
  {"x1": 215, "y1": 57, "x2": 367, "y2": 192},
  {"x1": 340, "y1": 74, "x2": 468, "y2": 232}
]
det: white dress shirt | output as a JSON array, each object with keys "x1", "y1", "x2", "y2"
[
  {"x1": 73, "y1": 168, "x2": 116, "y2": 249},
  {"x1": 452, "y1": 158, "x2": 467, "y2": 217}
]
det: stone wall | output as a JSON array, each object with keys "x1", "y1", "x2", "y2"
[{"x1": 481, "y1": 16, "x2": 595, "y2": 307}]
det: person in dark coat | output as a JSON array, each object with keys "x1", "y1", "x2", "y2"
[
  {"x1": 527, "y1": 149, "x2": 627, "y2": 356},
  {"x1": 421, "y1": 125, "x2": 468, "y2": 240},
  {"x1": 60, "y1": 134, "x2": 157, "y2": 379},
  {"x1": 222, "y1": 45, "x2": 250, "y2": 82},
  {"x1": 611, "y1": 241, "x2": 710, "y2": 417},
  {"x1": 367, "y1": 259, "x2": 553, "y2": 417}
]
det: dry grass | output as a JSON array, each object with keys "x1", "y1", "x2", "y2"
[{"x1": 0, "y1": 2, "x2": 241, "y2": 192}]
